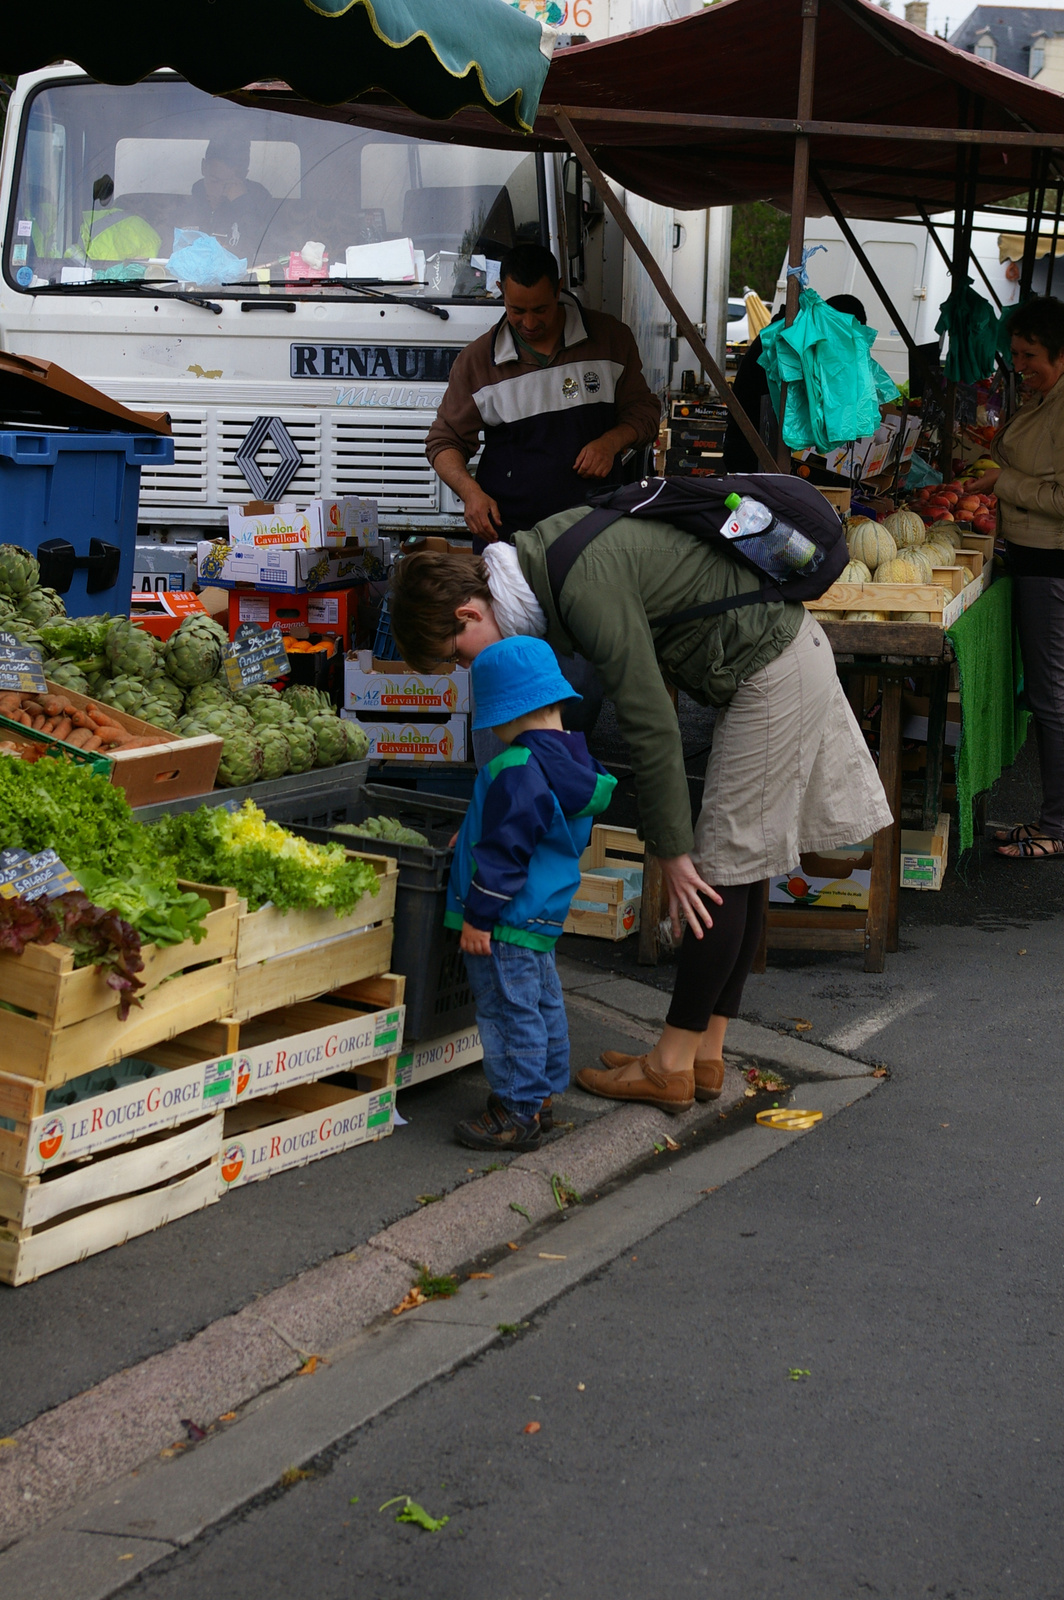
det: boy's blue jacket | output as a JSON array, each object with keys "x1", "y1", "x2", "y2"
[{"x1": 445, "y1": 730, "x2": 616, "y2": 950}]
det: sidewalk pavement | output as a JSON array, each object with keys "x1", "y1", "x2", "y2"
[{"x1": 0, "y1": 951, "x2": 875, "y2": 1553}]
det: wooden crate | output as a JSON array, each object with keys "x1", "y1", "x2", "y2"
[
  {"x1": 807, "y1": 554, "x2": 989, "y2": 653},
  {"x1": 235, "y1": 852, "x2": 397, "y2": 967},
  {"x1": 564, "y1": 826, "x2": 645, "y2": 941},
  {"x1": 32, "y1": 680, "x2": 222, "y2": 806},
  {"x1": 816, "y1": 485, "x2": 852, "y2": 515},
  {"x1": 219, "y1": 1078, "x2": 394, "y2": 1189},
  {"x1": 0, "y1": 976, "x2": 403, "y2": 1178},
  {"x1": 0, "y1": 1113, "x2": 222, "y2": 1286},
  {"x1": 0, "y1": 885, "x2": 239, "y2": 1088}
]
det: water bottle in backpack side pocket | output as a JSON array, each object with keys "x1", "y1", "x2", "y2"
[{"x1": 721, "y1": 494, "x2": 821, "y2": 583}]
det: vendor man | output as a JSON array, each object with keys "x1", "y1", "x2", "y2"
[{"x1": 426, "y1": 243, "x2": 661, "y2": 543}]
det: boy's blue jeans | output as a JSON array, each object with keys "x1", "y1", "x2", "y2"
[{"x1": 463, "y1": 942, "x2": 570, "y2": 1119}]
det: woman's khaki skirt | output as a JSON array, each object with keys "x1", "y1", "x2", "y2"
[{"x1": 693, "y1": 614, "x2": 894, "y2": 886}]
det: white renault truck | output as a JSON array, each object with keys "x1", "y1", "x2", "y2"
[{"x1": 0, "y1": 64, "x2": 719, "y2": 545}]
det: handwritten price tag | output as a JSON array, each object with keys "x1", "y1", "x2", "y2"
[
  {"x1": 222, "y1": 623, "x2": 288, "y2": 691},
  {"x1": 0, "y1": 631, "x2": 47, "y2": 694}
]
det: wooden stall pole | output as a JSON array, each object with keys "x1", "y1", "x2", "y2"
[
  {"x1": 551, "y1": 108, "x2": 781, "y2": 475},
  {"x1": 1020, "y1": 153, "x2": 1049, "y2": 303},
  {"x1": 1045, "y1": 176, "x2": 1063, "y2": 297},
  {"x1": 866, "y1": 675, "x2": 904, "y2": 972},
  {"x1": 777, "y1": 0, "x2": 821, "y2": 470},
  {"x1": 914, "y1": 200, "x2": 1002, "y2": 311}
]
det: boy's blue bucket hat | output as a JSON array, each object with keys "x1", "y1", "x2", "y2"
[{"x1": 471, "y1": 636, "x2": 581, "y2": 731}]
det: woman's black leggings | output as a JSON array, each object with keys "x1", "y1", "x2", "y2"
[{"x1": 665, "y1": 881, "x2": 766, "y2": 1034}]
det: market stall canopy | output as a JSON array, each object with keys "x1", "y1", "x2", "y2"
[
  {"x1": 229, "y1": 0, "x2": 1064, "y2": 219},
  {"x1": 1, "y1": 0, "x2": 556, "y2": 133}
]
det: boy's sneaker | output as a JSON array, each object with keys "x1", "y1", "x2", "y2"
[
  {"x1": 487, "y1": 1092, "x2": 553, "y2": 1132},
  {"x1": 455, "y1": 1104, "x2": 541, "y2": 1152}
]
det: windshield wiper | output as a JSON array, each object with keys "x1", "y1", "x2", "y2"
[
  {"x1": 277, "y1": 277, "x2": 450, "y2": 321},
  {"x1": 32, "y1": 279, "x2": 223, "y2": 313}
]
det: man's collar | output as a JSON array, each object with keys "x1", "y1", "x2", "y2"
[{"x1": 491, "y1": 293, "x2": 591, "y2": 367}]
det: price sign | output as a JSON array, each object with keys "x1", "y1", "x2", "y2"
[
  {"x1": 0, "y1": 846, "x2": 81, "y2": 901},
  {"x1": 222, "y1": 623, "x2": 288, "y2": 691},
  {"x1": 0, "y1": 630, "x2": 48, "y2": 694}
]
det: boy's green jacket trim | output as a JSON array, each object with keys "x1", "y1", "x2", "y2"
[
  {"x1": 515, "y1": 507, "x2": 804, "y2": 858},
  {"x1": 444, "y1": 907, "x2": 557, "y2": 951}
]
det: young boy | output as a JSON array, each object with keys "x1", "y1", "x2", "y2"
[{"x1": 447, "y1": 635, "x2": 616, "y2": 1153}]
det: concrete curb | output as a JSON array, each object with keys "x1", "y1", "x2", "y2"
[{"x1": 0, "y1": 963, "x2": 866, "y2": 1549}]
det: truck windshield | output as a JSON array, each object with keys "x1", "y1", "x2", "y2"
[{"x1": 6, "y1": 77, "x2": 544, "y2": 298}]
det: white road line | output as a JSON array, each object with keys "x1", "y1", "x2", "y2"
[{"x1": 823, "y1": 989, "x2": 933, "y2": 1052}]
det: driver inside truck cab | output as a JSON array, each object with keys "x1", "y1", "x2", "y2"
[{"x1": 189, "y1": 138, "x2": 272, "y2": 257}]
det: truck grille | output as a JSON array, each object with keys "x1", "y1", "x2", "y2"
[
  {"x1": 218, "y1": 411, "x2": 322, "y2": 503},
  {"x1": 332, "y1": 411, "x2": 438, "y2": 514},
  {"x1": 138, "y1": 411, "x2": 209, "y2": 505}
]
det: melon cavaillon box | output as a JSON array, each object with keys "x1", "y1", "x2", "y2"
[{"x1": 768, "y1": 841, "x2": 874, "y2": 911}]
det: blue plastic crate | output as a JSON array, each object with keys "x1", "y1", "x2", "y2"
[{"x1": 0, "y1": 431, "x2": 174, "y2": 618}]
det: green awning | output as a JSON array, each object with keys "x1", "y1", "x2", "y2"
[{"x1": 2, "y1": 0, "x2": 556, "y2": 132}]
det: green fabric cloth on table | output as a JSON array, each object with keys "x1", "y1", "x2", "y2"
[{"x1": 946, "y1": 576, "x2": 1029, "y2": 851}]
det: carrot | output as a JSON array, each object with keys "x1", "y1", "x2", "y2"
[
  {"x1": 39, "y1": 696, "x2": 64, "y2": 718},
  {"x1": 71, "y1": 710, "x2": 95, "y2": 730},
  {"x1": 66, "y1": 728, "x2": 94, "y2": 748},
  {"x1": 82, "y1": 734, "x2": 103, "y2": 751},
  {"x1": 52, "y1": 717, "x2": 73, "y2": 743},
  {"x1": 31, "y1": 714, "x2": 46, "y2": 731},
  {"x1": 16, "y1": 710, "x2": 33, "y2": 726}
]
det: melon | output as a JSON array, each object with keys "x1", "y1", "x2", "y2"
[
  {"x1": 923, "y1": 540, "x2": 956, "y2": 568},
  {"x1": 847, "y1": 520, "x2": 897, "y2": 570},
  {"x1": 839, "y1": 558, "x2": 873, "y2": 584},
  {"x1": 883, "y1": 508, "x2": 926, "y2": 548},
  {"x1": 846, "y1": 611, "x2": 889, "y2": 621},
  {"x1": 960, "y1": 565, "x2": 975, "y2": 587},
  {"x1": 931, "y1": 520, "x2": 965, "y2": 548},
  {"x1": 875, "y1": 557, "x2": 921, "y2": 584},
  {"x1": 814, "y1": 611, "x2": 846, "y2": 622},
  {"x1": 900, "y1": 611, "x2": 932, "y2": 622},
  {"x1": 906, "y1": 546, "x2": 935, "y2": 580}
]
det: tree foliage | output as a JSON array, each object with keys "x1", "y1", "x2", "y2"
[{"x1": 729, "y1": 202, "x2": 791, "y2": 302}]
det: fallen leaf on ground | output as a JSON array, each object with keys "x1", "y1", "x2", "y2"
[
  {"x1": 787, "y1": 1368, "x2": 811, "y2": 1381},
  {"x1": 219, "y1": 1412, "x2": 236, "y2": 1423},
  {"x1": 118, "y1": 1554, "x2": 134, "y2": 1561},
  {"x1": 872, "y1": 1067, "x2": 889, "y2": 1078},
  {"x1": 299, "y1": 1356, "x2": 319, "y2": 1376},
  {"x1": 794, "y1": 1021, "x2": 813, "y2": 1032},
  {"x1": 416, "y1": 1194, "x2": 441, "y2": 1206},
  {"x1": 538, "y1": 1252, "x2": 566, "y2": 1260},
  {"x1": 380, "y1": 1495, "x2": 449, "y2": 1532},
  {"x1": 507, "y1": 1242, "x2": 520, "y2": 1251},
  {"x1": 392, "y1": 1288, "x2": 427, "y2": 1315},
  {"x1": 0, "y1": 1439, "x2": 16, "y2": 1449},
  {"x1": 523, "y1": 1422, "x2": 541, "y2": 1435},
  {"x1": 663, "y1": 1135, "x2": 680, "y2": 1151},
  {"x1": 280, "y1": 1466, "x2": 313, "y2": 1486},
  {"x1": 468, "y1": 1272, "x2": 494, "y2": 1280},
  {"x1": 509, "y1": 1201, "x2": 531, "y2": 1221},
  {"x1": 181, "y1": 1419, "x2": 206, "y2": 1442}
]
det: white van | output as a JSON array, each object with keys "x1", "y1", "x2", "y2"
[{"x1": 773, "y1": 211, "x2": 1017, "y2": 384}]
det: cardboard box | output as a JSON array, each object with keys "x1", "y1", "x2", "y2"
[
  {"x1": 131, "y1": 590, "x2": 209, "y2": 640},
  {"x1": 344, "y1": 712, "x2": 467, "y2": 762},
  {"x1": 197, "y1": 540, "x2": 386, "y2": 593},
  {"x1": 900, "y1": 812, "x2": 950, "y2": 891},
  {"x1": 227, "y1": 498, "x2": 377, "y2": 550},
  {"x1": 395, "y1": 1023, "x2": 483, "y2": 1089},
  {"x1": 768, "y1": 842, "x2": 874, "y2": 909},
  {"x1": 344, "y1": 656, "x2": 470, "y2": 714},
  {"x1": 229, "y1": 588, "x2": 359, "y2": 645}
]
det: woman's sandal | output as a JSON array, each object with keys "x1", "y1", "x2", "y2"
[
  {"x1": 995, "y1": 835, "x2": 1064, "y2": 860},
  {"x1": 993, "y1": 822, "x2": 1044, "y2": 844}
]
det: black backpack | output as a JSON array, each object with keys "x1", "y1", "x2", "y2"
[{"x1": 545, "y1": 473, "x2": 849, "y2": 629}]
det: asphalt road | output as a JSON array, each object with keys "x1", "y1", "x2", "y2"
[
  {"x1": 0, "y1": 1008, "x2": 650, "y2": 1439},
  {"x1": 128, "y1": 910, "x2": 1064, "y2": 1600}
]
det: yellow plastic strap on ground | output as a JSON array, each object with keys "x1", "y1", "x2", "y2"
[{"x1": 755, "y1": 1108, "x2": 824, "y2": 1131}]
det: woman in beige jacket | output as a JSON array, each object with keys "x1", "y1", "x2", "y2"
[{"x1": 968, "y1": 297, "x2": 1064, "y2": 859}]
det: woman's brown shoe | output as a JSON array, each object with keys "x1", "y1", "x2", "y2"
[
  {"x1": 598, "y1": 1049, "x2": 724, "y2": 1102},
  {"x1": 576, "y1": 1054, "x2": 694, "y2": 1114}
]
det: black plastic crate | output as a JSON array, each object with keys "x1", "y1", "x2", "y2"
[
  {"x1": 132, "y1": 761, "x2": 369, "y2": 823},
  {"x1": 288, "y1": 784, "x2": 474, "y2": 1042}
]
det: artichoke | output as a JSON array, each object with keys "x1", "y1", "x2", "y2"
[
  {"x1": 282, "y1": 684, "x2": 334, "y2": 719},
  {"x1": 164, "y1": 615, "x2": 224, "y2": 687},
  {"x1": 284, "y1": 720, "x2": 317, "y2": 773},
  {"x1": 309, "y1": 712, "x2": 348, "y2": 767},
  {"x1": 19, "y1": 587, "x2": 66, "y2": 626},
  {"x1": 0, "y1": 616, "x2": 43, "y2": 649},
  {"x1": 257, "y1": 725, "x2": 291, "y2": 782},
  {"x1": 183, "y1": 677, "x2": 235, "y2": 715},
  {"x1": 139, "y1": 699, "x2": 179, "y2": 733},
  {"x1": 192, "y1": 704, "x2": 251, "y2": 739},
  {"x1": 0, "y1": 544, "x2": 40, "y2": 600},
  {"x1": 232, "y1": 682, "x2": 276, "y2": 709},
  {"x1": 343, "y1": 720, "x2": 369, "y2": 761},
  {"x1": 249, "y1": 694, "x2": 298, "y2": 729},
  {"x1": 105, "y1": 618, "x2": 158, "y2": 679},
  {"x1": 216, "y1": 730, "x2": 264, "y2": 788},
  {"x1": 45, "y1": 656, "x2": 92, "y2": 695},
  {"x1": 176, "y1": 713, "x2": 212, "y2": 738},
  {"x1": 0, "y1": 596, "x2": 17, "y2": 625},
  {"x1": 98, "y1": 675, "x2": 149, "y2": 717},
  {"x1": 145, "y1": 671, "x2": 185, "y2": 715}
]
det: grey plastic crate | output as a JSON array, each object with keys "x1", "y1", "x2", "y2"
[{"x1": 290, "y1": 784, "x2": 473, "y2": 1042}]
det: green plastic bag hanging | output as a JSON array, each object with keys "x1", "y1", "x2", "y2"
[
  {"x1": 935, "y1": 279, "x2": 998, "y2": 385},
  {"x1": 759, "y1": 288, "x2": 900, "y2": 454}
]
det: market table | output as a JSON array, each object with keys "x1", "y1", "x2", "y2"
[{"x1": 637, "y1": 575, "x2": 1028, "y2": 974}]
